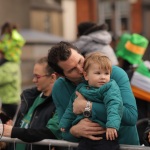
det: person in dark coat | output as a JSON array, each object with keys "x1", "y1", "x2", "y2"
[{"x1": 2, "y1": 57, "x2": 62, "y2": 150}]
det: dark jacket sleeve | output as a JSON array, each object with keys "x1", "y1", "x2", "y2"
[{"x1": 11, "y1": 127, "x2": 56, "y2": 143}]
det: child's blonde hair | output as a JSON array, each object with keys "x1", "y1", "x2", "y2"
[{"x1": 84, "y1": 52, "x2": 112, "y2": 73}]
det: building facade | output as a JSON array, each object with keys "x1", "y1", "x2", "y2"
[{"x1": 0, "y1": 0, "x2": 149, "y2": 87}]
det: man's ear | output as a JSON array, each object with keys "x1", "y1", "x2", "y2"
[
  {"x1": 50, "y1": 73, "x2": 57, "y2": 82},
  {"x1": 83, "y1": 71, "x2": 88, "y2": 81},
  {"x1": 54, "y1": 72, "x2": 64, "y2": 78}
]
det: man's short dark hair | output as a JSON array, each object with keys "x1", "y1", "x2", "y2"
[{"x1": 48, "y1": 41, "x2": 80, "y2": 75}]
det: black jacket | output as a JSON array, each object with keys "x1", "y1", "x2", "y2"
[{"x1": 9, "y1": 87, "x2": 60, "y2": 150}]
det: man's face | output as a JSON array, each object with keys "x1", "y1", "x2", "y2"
[
  {"x1": 58, "y1": 49, "x2": 84, "y2": 84},
  {"x1": 32, "y1": 63, "x2": 52, "y2": 93}
]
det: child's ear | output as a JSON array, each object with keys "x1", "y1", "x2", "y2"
[{"x1": 83, "y1": 71, "x2": 88, "y2": 81}]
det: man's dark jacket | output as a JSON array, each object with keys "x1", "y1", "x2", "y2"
[{"x1": 8, "y1": 87, "x2": 60, "y2": 150}]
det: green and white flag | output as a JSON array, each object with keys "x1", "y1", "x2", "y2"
[{"x1": 131, "y1": 61, "x2": 150, "y2": 101}]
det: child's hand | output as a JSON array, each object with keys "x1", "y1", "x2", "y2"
[
  {"x1": 60, "y1": 128, "x2": 65, "y2": 132},
  {"x1": 106, "y1": 128, "x2": 118, "y2": 140}
]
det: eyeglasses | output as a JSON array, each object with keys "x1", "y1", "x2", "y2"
[{"x1": 33, "y1": 74, "x2": 49, "y2": 80}]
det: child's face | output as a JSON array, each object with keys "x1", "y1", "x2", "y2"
[{"x1": 84, "y1": 63, "x2": 110, "y2": 87}]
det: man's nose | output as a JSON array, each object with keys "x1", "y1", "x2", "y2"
[{"x1": 32, "y1": 77, "x2": 37, "y2": 83}]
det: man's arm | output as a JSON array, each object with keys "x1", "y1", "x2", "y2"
[
  {"x1": 3, "y1": 112, "x2": 61, "y2": 143},
  {"x1": 3, "y1": 125, "x2": 56, "y2": 143},
  {"x1": 52, "y1": 77, "x2": 75, "y2": 122},
  {"x1": 70, "y1": 118, "x2": 105, "y2": 140},
  {"x1": 59, "y1": 94, "x2": 78, "y2": 141}
]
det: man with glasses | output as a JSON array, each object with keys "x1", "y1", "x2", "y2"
[{"x1": 2, "y1": 57, "x2": 62, "y2": 150}]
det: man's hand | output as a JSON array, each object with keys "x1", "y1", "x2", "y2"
[
  {"x1": 6, "y1": 120, "x2": 13, "y2": 125},
  {"x1": 70, "y1": 118, "x2": 106, "y2": 140},
  {"x1": 148, "y1": 132, "x2": 150, "y2": 143},
  {"x1": 73, "y1": 91, "x2": 88, "y2": 114},
  {"x1": 3, "y1": 124, "x2": 13, "y2": 137}
]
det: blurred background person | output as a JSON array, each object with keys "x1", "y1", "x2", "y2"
[
  {"x1": 0, "y1": 22, "x2": 25, "y2": 121},
  {"x1": 73, "y1": 21, "x2": 118, "y2": 66},
  {"x1": 0, "y1": 51, "x2": 21, "y2": 121},
  {"x1": 132, "y1": 60, "x2": 150, "y2": 145},
  {"x1": 115, "y1": 33, "x2": 150, "y2": 145},
  {"x1": 115, "y1": 33, "x2": 148, "y2": 80},
  {"x1": 0, "y1": 22, "x2": 25, "y2": 63}
]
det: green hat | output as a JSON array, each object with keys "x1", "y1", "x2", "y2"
[
  {"x1": 116, "y1": 33, "x2": 149, "y2": 65},
  {"x1": 116, "y1": 33, "x2": 131, "y2": 57}
]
